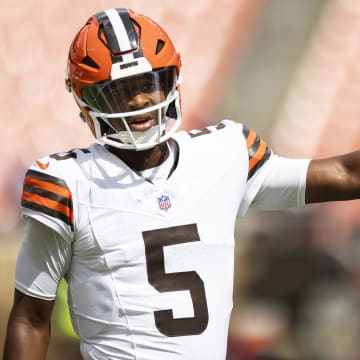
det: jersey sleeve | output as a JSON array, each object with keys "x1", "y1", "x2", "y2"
[
  {"x1": 15, "y1": 217, "x2": 72, "y2": 300},
  {"x1": 21, "y1": 156, "x2": 74, "y2": 240},
  {"x1": 238, "y1": 124, "x2": 310, "y2": 214}
]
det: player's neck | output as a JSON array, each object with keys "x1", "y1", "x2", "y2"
[{"x1": 106, "y1": 141, "x2": 171, "y2": 171}]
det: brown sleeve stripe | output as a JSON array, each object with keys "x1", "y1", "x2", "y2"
[
  {"x1": 21, "y1": 170, "x2": 74, "y2": 231},
  {"x1": 22, "y1": 192, "x2": 74, "y2": 227},
  {"x1": 242, "y1": 125, "x2": 271, "y2": 180},
  {"x1": 24, "y1": 176, "x2": 72, "y2": 200}
]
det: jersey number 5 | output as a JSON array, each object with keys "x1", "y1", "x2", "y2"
[{"x1": 142, "y1": 224, "x2": 209, "y2": 337}]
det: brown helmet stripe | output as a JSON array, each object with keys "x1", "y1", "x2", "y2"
[{"x1": 95, "y1": 8, "x2": 142, "y2": 59}]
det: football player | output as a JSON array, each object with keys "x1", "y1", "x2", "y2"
[{"x1": 3, "y1": 7, "x2": 360, "y2": 360}]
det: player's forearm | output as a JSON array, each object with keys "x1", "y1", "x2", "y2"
[
  {"x1": 3, "y1": 319, "x2": 50, "y2": 360},
  {"x1": 306, "y1": 151, "x2": 360, "y2": 203},
  {"x1": 341, "y1": 150, "x2": 360, "y2": 196}
]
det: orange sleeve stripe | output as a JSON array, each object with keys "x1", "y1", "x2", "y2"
[
  {"x1": 245, "y1": 128, "x2": 257, "y2": 149},
  {"x1": 242, "y1": 125, "x2": 271, "y2": 180},
  {"x1": 24, "y1": 175, "x2": 71, "y2": 200},
  {"x1": 248, "y1": 139, "x2": 268, "y2": 171},
  {"x1": 22, "y1": 191, "x2": 74, "y2": 224}
]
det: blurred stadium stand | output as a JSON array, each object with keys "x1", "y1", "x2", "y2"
[{"x1": 1, "y1": 0, "x2": 360, "y2": 359}]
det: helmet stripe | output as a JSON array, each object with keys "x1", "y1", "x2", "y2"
[
  {"x1": 105, "y1": 9, "x2": 135, "y2": 59},
  {"x1": 94, "y1": 8, "x2": 145, "y2": 64}
]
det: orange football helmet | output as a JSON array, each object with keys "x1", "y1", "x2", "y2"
[{"x1": 66, "y1": 8, "x2": 182, "y2": 150}]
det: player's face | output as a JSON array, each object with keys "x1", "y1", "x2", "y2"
[
  {"x1": 105, "y1": 77, "x2": 166, "y2": 133},
  {"x1": 82, "y1": 70, "x2": 170, "y2": 133}
]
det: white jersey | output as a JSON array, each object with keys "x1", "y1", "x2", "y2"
[{"x1": 17, "y1": 120, "x2": 309, "y2": 359}]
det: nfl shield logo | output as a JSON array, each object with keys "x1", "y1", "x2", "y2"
[{"x1": 158, "y1": 195, "x2": 171, "y2": 211}]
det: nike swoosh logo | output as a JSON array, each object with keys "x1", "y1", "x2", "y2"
[{"x1": 36, "y1": 160, "x2": 50, "y2": 170}]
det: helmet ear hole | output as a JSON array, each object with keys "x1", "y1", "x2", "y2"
[{"x1": 79, "y1": 112, "x2": 86, "y2": 122}]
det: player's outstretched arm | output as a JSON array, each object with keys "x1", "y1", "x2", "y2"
[
  {"x1": 305, "y1": 150, "x2": 360, "y2": 203},
  {"x1": 3, "y1": 289, "x2": 55, "y2": 360}
]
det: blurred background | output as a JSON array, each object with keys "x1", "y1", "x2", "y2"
[{"x1": 1, "y1": 0, "x2": 360, "y2": 359}]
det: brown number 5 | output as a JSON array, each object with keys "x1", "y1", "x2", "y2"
[{"x1": 142, "y1": 224, "x2": 209, "y2": 337}]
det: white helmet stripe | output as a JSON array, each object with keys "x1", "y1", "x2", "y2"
[{"x1": 104, "y1": 9, "x2": 134, "y2": 62}]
